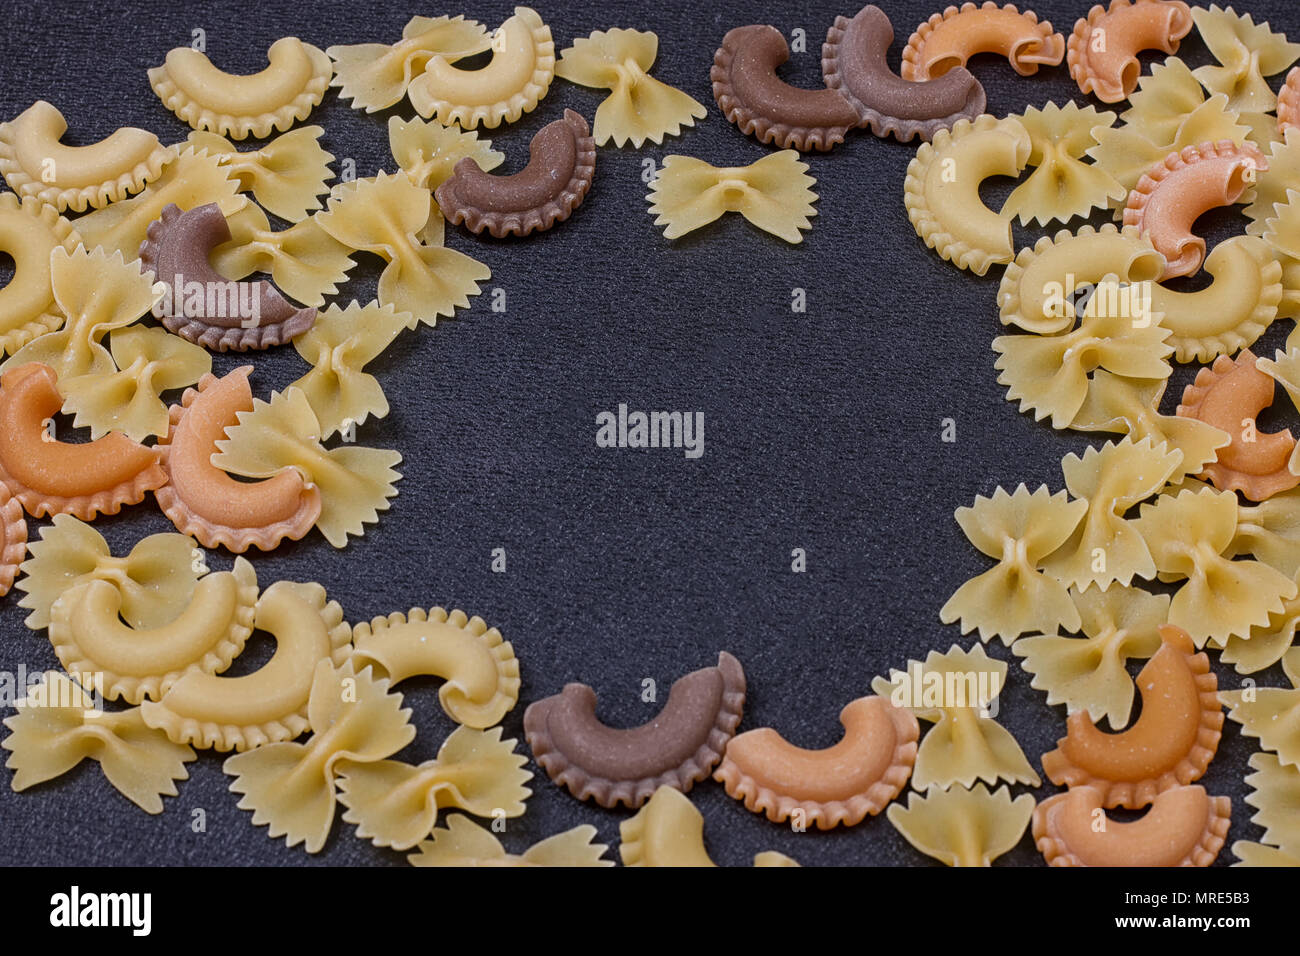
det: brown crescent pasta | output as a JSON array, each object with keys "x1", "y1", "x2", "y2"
[
  {"x1": 524, "y1": 651, "x2": 746, "y2": 809},
  {"x1": 822, "y1": 5, "x2": 987, "y2": 143},
  {"x1": 435, "y1": 108, "x2": 595, "y2": 238},
  {"x1": 139, "y1": 202, "x2": 317, "y2": 351},
  {"x1": 711, "y1": 24, "x2": 861, "y2": 152}
]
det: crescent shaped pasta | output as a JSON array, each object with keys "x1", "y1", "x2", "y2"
[
  {"x1": 410, "y1": 814, "x2": 611, "y2": 867},
  {"x1": 1, "y1": 671, "x2": 195, "y2": 814},
  {"x1": 0, "y1": 194, "x2": 81, "y2": 357},
  {"x1": 714, "y1": 696, "x2": 918, "y2": 829},
  {"x1": 59, "y1": 326, "x2": 211, "y2": 442},
  {"x1": 1122, "y1": 140, "x2": 1267, "y2": 279},
  {"x1": 0, "y1": 363, "x2": 166, "y2": 520},
  {"x1": 1070, "y1": 371, "x2": 1229, "y2": 478},
  {"x1": 337, "y1": 726, "x2": 531, "y2": 850},
  {"x1": 887, "y1": 783, "x2": 1036, "y2": 867},
  {"x1": 870, "y1": 644, "x2": 1040, "y2": 790},
  {"x1": 1191, "y1": 5, "x2": 1300, "y2": 114},
  {"x1": 48, "y1": 557, "x2": 258, "y2": 705},
  {"x1": 1002, "y1": 102, "x2": 1126, "y2": 226},
  {"x1": 1220, "y1": 648, "x2": 1300, "y2": 769},
  {"x1": 1012, "y1": 585, "x2": 1169, "y2": 731},
  {"x1": 212, "y1": 386, "x2": 402, "y2": 549},
  {"x1": 223, "y1": 660, "x2": 415, "y2": 853},
  {"x1": 1033, "y1": 784, "x2": 1230, "y2": 866},
  {"x1": 317, "y1": 171, "x2": 490, "y2": 328},
  {"x1": 0, "y1": 486, "x2": 24, "y2": 599},
  {"x1": 1040, "y1": 624, "x2": 1221, "y2": 807},
  {"x1": 148, "y1": 36, "x2": 333, "y2": 140},
  {"x1": 901, "y1": 3, "x2": 1065, "y2": 80},
  {"x1": 350, "y1": 606, "x2": 520, "y2": 729},
  {"x1": 328, "y1": 15, "x2": 491, "y2": 114},
  {"x1": 556, "y1": 28, "x2": 706, "y2": 148},
  {"x1": 940, "y1": 484, "x2": 1086, "y2": 643},
  {"x1": 140, "y1": 580, "x2": 352, "y2": 752},
  {"x1": 619, "y1": 785, "x2": 797, "y2": 867},
  {"x1": 1043, "y1": 438, "x2": 1183, "y2": 591},
  {"x1": 646, "y1": 151, "x2": 819, "y2": 244},
  {"x1": 1240, "y1": 751, "x2": 1300, "y2": 856},
  {"x1": 1281, "y1": 68, "x2": 1300, "y2": 136},
  {"x1": 388, "y1": 115, "x2": 503, "y2": 194},
  {"x1": 904, "y1": 114, "x2": 1032, "y2": 276},
  {"x1": 1178, "y1": 350, "x2": 1299, "y2": 501},
  {"x1": 155, "y1": 368, "x2": 321, "y2": 554},
  {"x1": 1066, "y1": 0, "x2": 1193, "y2": 103},
  {"x1": 1134, "y1": 487, "x2": 1298, "y2": 646},
  {"x1": 524, "y1": 651, "x2": 746, "y2": 809},
  {"x1": 407, "y1": 6, "x2": 554, "y2": 129},
  {"x1": 290, "y1": 301, "x2": 409, "y2": 441},
  {"x1": 997, "y1": 224, "x2": 1163, "y2": 334},
  {"x1": 0, "y1": 100, "x2": 175, "y2": 213},
  {"x1": 187, "y1": 127, "x2": 334, "y2": 223},
  {"x1": 15, "y1": 514, "x2": 201, "y2": 631}
]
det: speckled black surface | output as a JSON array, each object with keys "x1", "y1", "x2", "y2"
[{"x1": 0, "y1": 0, "x2": 1296, "y2": 868}]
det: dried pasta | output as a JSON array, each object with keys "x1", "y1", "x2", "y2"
[
  {"x1": 901, "y1": 3, "x2": 1065, "y2": 80},
  {"x1": 187, "y1": 127, "x2": 334, "y2": 222},
  {"x1": 0, "y1": 486, "x2": 24, "y2": 599},
  {"x1": 1220, "y1": 648, "x2": 1300, "y2": 769},
  {"x1": 410, "y1": 814, "x2": 611, "y2": 867},
  {"x1": 619, "y1": 785, "x2": 797, "y2": 867},
  {"x1": 0, "y1": 193, "x2": 81, "y2": 357},
  {"x1": 1002, "y1": 103, "x2": 1125, "y2": 226},
  {"x1": 1066, "y1": 0, "x2": 1193, "y2": 103},
  {"x1": 1245, "y1": 127, "x2": 1300, "y2": 236},
  {"x1": 1191, "y1": 5, "x2": 1300, "y2": 114},
  {"x1": 887, "y1": 783, "x2": 1035, "y2": 867}
]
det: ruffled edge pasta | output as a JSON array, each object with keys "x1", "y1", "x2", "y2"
[
  {"x1": 1066, "y1": 0, "x2": 1193, "y2": 103},
  {"x1": 0, "y1": 193, "x2": 82, "y2": 357},
  {"x1": 902, "y1": 3, "x2": 1066, "y2": 80},
  {"x1": 0, "y1": 486, "x2": 26, "y2": 598}
]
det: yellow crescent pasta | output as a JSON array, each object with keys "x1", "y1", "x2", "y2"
[
  {"x1": 0, "y1": 485, "x2": 24, "y2": 600},
  {"x1": 887, "y1": 783, "x2": 1036, "y2": 867},
  {"x1": 1002, "y1": 102, "x2": 1126, "y2": 226},
  {"x1": 1191, "y1": 4, "x2": 1300, "y2": 113},
  {"x1": 187, "y1": 127, "x2": 334, "y2": 222},
  {"x1": 148, "y1": 37, "x2": 333, "y2": 140},
  {"x1": 410, "y1": 814, "x2": 611, "y2": 867},
  {"x1": 0, "y1": 193, "x2": 82, "y2": 357}
]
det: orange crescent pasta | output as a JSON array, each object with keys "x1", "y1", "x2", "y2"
[
  {"x1": 1067, "y1": 0, "x2": 1193, "y2": 103},
  {"x1": 901, "y1": 3, "x2": 1065, "y2": 81}
]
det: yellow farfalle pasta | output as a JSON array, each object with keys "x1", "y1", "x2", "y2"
[
  {"x1": 619, "y1": 785, "x2": 797, "y2": 867},
  {"x1": 1003, "y1": 103, "x2": 1125, "y2": 226},
  {"x1": 1220, "y1": 649, "x2": 1300, "y2": 768},
  {"x1": 211, "y1": 386, "x2": 402, "y2": 549},
  {"x1": 1044, "y1": 438, "x2": 1183, "y2": 590},
  {"x1": 1262, "y1": 188, "x2": 1300, "y2": 285},
  {"x1": 887, "y1": 784, "x2": 1036, "y2": 867},
  {"x1": 998, "y1": 224, "x2": 1164, "y2": 334},
  {"x1": 0, "y1": 193, "x2": 82, "y2": 356},
  {"x1": 410, "y1": 814, "x2": 611, "y2": 867},
  {"x1": 1013, "y1": 585, "x2": 1169, "y2": 730},
  {"x1": 224, "y1": 660, "x2": 415, "y2": 853},
  {"x1": 0, "y1": 100, "x2": 176, "y2": 213},
  {"x1": 187, "y1": 127, "x2": 334, "y2": 222},
  {"x1": 1234, "y1": 841, "x2": 1300, "y2": 865},
  {"x1": 388, "y1": 117, "x2": 503, "y2": 244},
  {"x1": 1221, "y1": 569, "x2": 1300, "y2": 675},
  {"x1": 904, "y1": 115, "x2": 1031, "y2": 275},
  {"x1": 149, "y1": 37, "x2": 333, "y2": 140},
  {"x1": 1, "y1": 245, "x2": 157, "y2": 383},
  {"x1": 1239, "y1": 751, "x2": 1300, "y2": 855},
  {"x1": 328, "y1": 15, "x2": 491, "y2": 113},
  {"x1": 140, "y1": 580, "x2": 353, "y2": 752},
  {"x1": 1, "y1": 671, "x2": 195, "y2": 814},
  {"x1": 1192, "y1": 5, "x2": 1300, "y2": 113},
  {"x1": 1230, "y1": 485, "x2": 1300, "y2": 578},
  {"x1": 213, "y1": 200, "x2": 355, "y2": 309},
  {"x1": 408, "y1": 6, "x2": 555, "y2": 129},
  {"x1": 317, "y1": 171, "x2": 490, "y2": 327},
  {"x1": 994, "y1": 278, "x2": 1173, "y2": 429},
  {"x1": 1135, "y1": 487, "x2": 1298, "y2": 646},
  {"x1": 15, "y1": 515, "x2": 202, "y2": 631},
  {"x1": 646, "y1": 151, "x2": 818, "y2": 244},
  {"x1": 555, "y1": 28, "x2": 706, "y2": 148},
  {"x1": 289, "y1": 301, "x2": 410, "y2": 441},
  {"x1": 940, "y1": 484, "x2": 1086, "y2": 643},
  {"x1": 871, "y1": 645, "x2": 1040, "y2": 790},
  {"x1": 1070, "y1": 371, "x2": 1229, "y2": 477},
  {"x1": 1245, "y1": 128, "x2": 1300, "y2": 235},
  {"x1": 72, "y1": 146, "x2": 243, "y2": 261},
  {"x1": 59, "y1": 326, "x2": 211, "y2": 442}
]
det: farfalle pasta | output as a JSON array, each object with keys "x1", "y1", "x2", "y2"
[
  {"x1": 619, "y1": 785, "x2": 797, "y2": 867},
  {"x1": 1191, "y1": 4, "x2": 1300, "y2": 113},
  {"x1": 0, "y1": 193, "x2": 81, "y2": 357},
  {"x1": 887, "y1": 783, "x2": 1035, "y2": 867},
  {"x1": 407, "y1": 6, "x2": 554, "y2": 129},
  {"x1": 187, "y1": 127, "x2": 334, "y2": 222},
  {"x1": 870, "y1": 644, "x2": 1040, "y2": 790},
  {"x1": 0, "y1": 100, "x2": 175, "y2": 213},
  {"x1": 410, "y1": 814, "x2": 611, "y2": 867},
  {"x1": 149, "y1": 37, "x2": 333, "y2": 140},
  {"x1": 2, "y1": 671, "x2": 195, "y2": 814},
  {"x1": 211, "y1": 386, "x2": 402, "y2": 548},
  {"x1": 1003, "y1": 102, "x2": 1125, "y2": 226},
  {"x1": 940, "y1": 484, "x2": 1085, "y2": 643},
  {"x1": 47, "y1": 557, "x2": 258, "y2": 705},
  {"x1": 388, "y1": 115, "x2": 503, "y2": 194},
  {"x1": 1239, "y1": 752, "x2": 1300, "y2": 857},
  {"x1": 646, "y1": 151, "x2": 818, "y2": 244},
  {"x1": 1134, "y1": 487, "x2": 1297, "y2": 646},
  {"x1": 1245, "y1": 127, "x2": 1300, "y2": 235},
  {"x1": 1221, "y1": 565, "x2": 1300, "y2": 675},
  {"x1": 15, "y1": 515, "x2": 202, "y2": 630},
  {"x1": 1230, "y1": 486, "x2": 1300, "y2": 579},
  {"x1": 317, "y1": 171, "x2": 490, "y2": 327},
  {"x1": 1066, "y1": 0, "x2": 1193, "y2": 103},
  {"x1": 904, "y1": 114, "x2": 1031, "y2": 275},
  {"x1": 1220, "y1": 648, "x2": 1300, "y2": 769},
  {"x1": 556, "y1": 28, "x2": 706, "y2": 148},
  {"x1": 901, "y1": 3, "x2": 1064, "y2": 80}
]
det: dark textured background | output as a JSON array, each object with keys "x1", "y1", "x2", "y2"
[{"x1": 0, "y1": 0, "x2": 1296, "y2": 867}]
